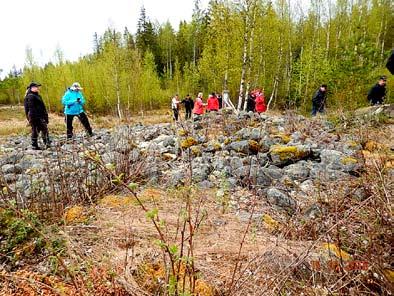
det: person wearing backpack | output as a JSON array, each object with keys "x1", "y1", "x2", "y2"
[
  {"x1": 24, "y1": 82, "x2": 50, "y2": 150},
  {"x1": 311, "y1": 84, "x2": 328, "y2": 116},
  {"x1": 367, "y1": 76, "x2": 387, "y2": 106},
  {"x1": 61, "y1": 82, "x2": 93, "y2": 139}
]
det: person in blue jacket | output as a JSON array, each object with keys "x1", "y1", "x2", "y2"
[{"x1": 61, "y1": 82, "x2": 93, "y2": 139}]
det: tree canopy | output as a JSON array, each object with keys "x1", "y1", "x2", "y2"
[{"x1": 0, "y1": 0, "x2": 392, "y2": 115}]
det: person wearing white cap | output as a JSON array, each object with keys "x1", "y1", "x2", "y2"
[{"x1": 61, "y1": 82, "x2": 93, "y2": 139}]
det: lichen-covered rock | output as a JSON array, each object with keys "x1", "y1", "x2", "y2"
[{"x1": 269, "y1": 145, "x2": 310, "y2": 165}]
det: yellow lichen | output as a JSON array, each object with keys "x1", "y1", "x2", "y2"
[
  {"x1": 181, "y1": 137, "x2": 198, "y2": 149},
  {"x1": 270, "y1": 145, "x2": 308, "y2": 161},
  {"x1": 322, "y1": 243, "x2": 351, "y2": 261},
  {"x1": 178, "y1": 129, "x2": 188, "y2": 136},
  {"x1": 262, "y1": 214, "x2": 279, "y2": 231},
  {"x1": 191, "y1": 146, "x2": 202, "y2": 156},
  {"x1": 341, "y1": 157, "x2": 358, "y2": 165},
  {"x1": 64, "y1": 206, "x2": 86, "y2": 224}
]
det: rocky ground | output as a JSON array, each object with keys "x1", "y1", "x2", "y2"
[{"x1": 0, "y1": 106, "x2": 393, "y2": 295}]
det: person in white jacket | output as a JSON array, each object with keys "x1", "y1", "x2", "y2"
[{"x1": 171, "y1": 94, "x2": 181, "y2": 121}]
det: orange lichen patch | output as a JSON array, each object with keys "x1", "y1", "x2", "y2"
[
  {"x1": 99, "y1": 195, "x2": 134, "y2": 208},
  {"x1": 64, "y1": 206, "x2": 86, "y2": 224},
  {"x1": 195, "y1": 279, "x2": 215, "y2": 296},
  {"x1": 139, "y1": 188, "x2": 164, "y2": 203},
  {"x1": 322, "y1": 243, "x2": 351, "y2": 261},
  {"x1": 364, "y1": 140, "x2": 386, "y2": 152}
]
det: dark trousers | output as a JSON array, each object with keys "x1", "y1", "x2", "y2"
[
  {"x1": 30, "y1": 117, "x2": 49, "y2": 146},
  {"x1": 172, "y1": 108, "x2": 179, "y2": 121},
  {"x1": 185, "y1": 108, "x2": 192, "y2": 120},
  {"x1": 311, "y1": 102, "x2": 325, "y2": 116},
  {"x1": 66, "y1": 112, "x2": 92, "y2": 138}
]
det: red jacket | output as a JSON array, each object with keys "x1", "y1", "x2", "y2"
[
  {"x1": 193, "y1": 98, "x2": 205, "y2": 115},
  {"x1": 255, "y1": 94, "x2": 266, "y2": 113},
  {"x1": 206, "y1": 96, "x2": 219, "y2": 111}
]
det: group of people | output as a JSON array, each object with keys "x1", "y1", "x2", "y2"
[
  {"x1": 171, "y1": 92, "x2": 225, "y2": 121},
  {"x1": 23, "y1": 72, "x2": 390, "y2": 149},
  {"x1": 171, "y1": 90, "x2": 268, "y2": 122},
  {"x1": 24, "y1": 82, "x2": 93, "y2": 150},
  {"x1": 311, "y1": 75, "x2": 388, "y2": 116}
]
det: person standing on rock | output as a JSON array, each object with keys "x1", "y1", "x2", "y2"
[
  {"x1": 367, "y1": 76, "x2": 387, "y2": 106},
  {"x1": 61, "y1": 82, "x2": 93, "y2": 139},
  {"x1": 24, "y1": 82, "x2": 51, "y2": 150},
  {"x1": 171, "y1": 94, "x2": 181, "y2": 121},
  {"x1": 311, "y1": 84, "x2": 328, "y2": 116},
  {"x1": 255, "y1": 89, "x2": 267, "y2": 113},
  {"x1": 206, "y1": 93, "x2": 219, "y2": 112},
  {"x1": 180, "y1": 94, "x2": 194, "y2": 120},
  {"x1": 192, "y1": 92, "x2": 206, "y2": 121}
]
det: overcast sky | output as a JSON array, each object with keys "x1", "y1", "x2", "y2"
[{"x1": 0, "y1": 0, "x2": 208, "y2": 78}]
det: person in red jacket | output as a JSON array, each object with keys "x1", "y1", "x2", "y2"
[
  {"x1": 254, "y1": 89, "x2": 267, "y2": 113},
  {"x1": 206, "y1": 93, "x2": 219, "y2": 112},
  {"x1": 192, "y1": 92, "x2": 206, "y2": 120}
]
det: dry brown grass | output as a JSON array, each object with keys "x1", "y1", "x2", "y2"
[{"x1": 0, "y1": 106, "x2": 173, "y2": 139}]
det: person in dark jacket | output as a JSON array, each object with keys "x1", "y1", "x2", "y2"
[
  {"x1": 311, "y1": 84, "x2": 328, "y2": 116},
  {"x1": 180, "y1": 94, "x2": 194, "y2": 120},
  {"x1": 217, "y1": 93, "x2": 223, "y2": 109},
  {"x1": 246, "y1": 91, "x2": 256, "y2": 112},
  {"x1": 367, "y1": 76, "x2": 387, "y2": 105},
  {"x1": 24, "y1": 82, "x2": 50, "y2": 150}
]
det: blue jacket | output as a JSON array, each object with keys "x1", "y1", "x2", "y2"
[{"x1": 62, "y1": 88, "x2": 86, "y2": 115}]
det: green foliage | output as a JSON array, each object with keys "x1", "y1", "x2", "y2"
[{"x1": 0, "y1": 206, "x2": 66, "y2": 267}]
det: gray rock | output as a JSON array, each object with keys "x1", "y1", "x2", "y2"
[
  {"x1": 192, "y1": 164, "x2": 211, "y2": 182},
  {"x1": 304, "y1": 204, "x2": 322, "y2": 219},
  {"x1": 4, "y1": 174, "x2": 18, "y2": 183},
  {"x1": 283, "y1": 161, "x2": 310, "y2": 181},
  {"x1": 229, "y1": 140, "x2": 251, "y2": 154},
  {"x1": 266, "y1": 188, "x2": 296, "y2": 211},
  {"x1": 320, "y1": 149, "x2": 359, "y2": 172},
  {"x1": 2, "y1": 164, "x2": 23, "y2": 174}
]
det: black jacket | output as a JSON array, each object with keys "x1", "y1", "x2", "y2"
[
  {"x1": 312, "y1": 89, "x2": 327, "y2": 106},
  {"x1": 24, "y1": 90, "x2": 48, "y2": 122},
  {"x1": 246, "y1": 94, "x2": 255, "y2": 112},
  {"x1": 367, "y1": 84, "x2": 386, "y2": 105},
  {"x1": 181, "y1": 98, "x2": 194, "y2": 110}
]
